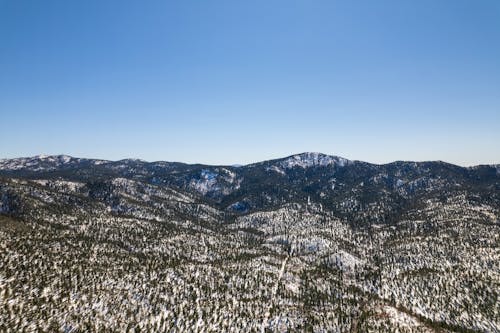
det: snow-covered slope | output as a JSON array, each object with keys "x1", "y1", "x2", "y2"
[
  {"x1": 279, "y1": 152, "x2": 351, "y2": 169},
  {"x1": 0, "y1": 153, "x2": 498, "y2": 332},
  {"x1": 0, "y1": 155, "x2": 109, "y2": 171}
]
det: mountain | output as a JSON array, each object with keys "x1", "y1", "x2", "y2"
[
  {"x1": 2, "y1": 153, "x2": 498, "y2": 223},
  {"x1": 0, "y1": 153, "x2": 498, "y2": 332}
]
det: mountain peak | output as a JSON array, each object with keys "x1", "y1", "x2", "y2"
[
  {"x1": 35, "y1": 154, "x2": 74, "y2": 163},
  {"x1": 280, "y1": 152, "x2": 351, "y2": 169}
]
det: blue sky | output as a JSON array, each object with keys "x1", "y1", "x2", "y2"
[{"x1": 1, "y1": 0, "x2": 499, "y2": 166}]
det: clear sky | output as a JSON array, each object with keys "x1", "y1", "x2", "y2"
[{"x1": 1, "y1": 0, "x2": 499, "y2": 166}]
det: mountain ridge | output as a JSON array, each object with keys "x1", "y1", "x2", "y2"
[
  {"x1": 1, "y1": 152, "x2": 498, "y2": 225},
  {"x1": 1, "y1": 152, "x2": 498, "y2": 169}
]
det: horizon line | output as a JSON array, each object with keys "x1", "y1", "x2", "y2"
[{"x1": 0, "y1": 152, "x2": 498, "y2": 169}]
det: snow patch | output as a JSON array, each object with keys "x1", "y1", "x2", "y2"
[
  {"x1": 331, "y1": 250, "x2": 363, "y2": 271},
  {"x1": 395, "y1": 179, "x2": 405, "y2": 187},
  {"x1": 190, "y1": 169, "x2": 219, "y2": 195},
  {"x1": 381, "y1": 306, "x2": 421, "y2": 328},
  {"x1": 280, "y1": 152, "x2": 350, "y2": 169},
  {"x1": 265, "y1": 165, "x2": 286, "y2": 175}
]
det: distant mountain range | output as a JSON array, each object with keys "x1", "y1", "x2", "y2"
[{"x1": 1, "y1": 152, "x2": 498, "y2": 226}]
